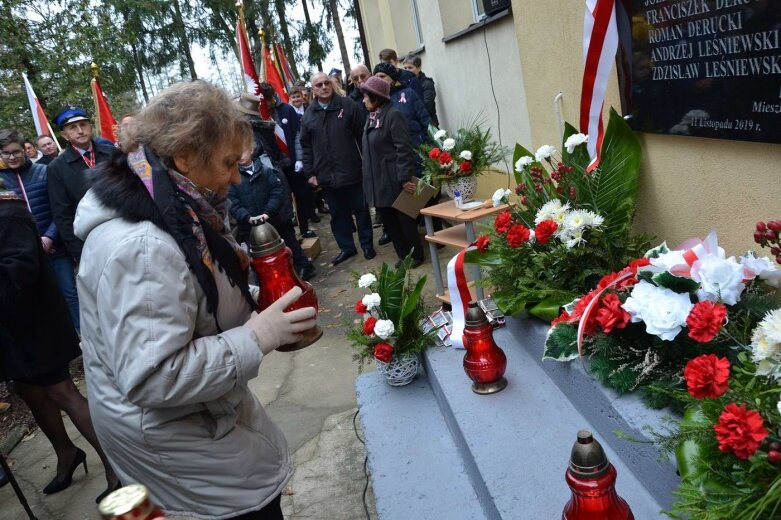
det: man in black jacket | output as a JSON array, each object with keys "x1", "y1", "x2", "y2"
[
  {"x1": 47, "y1": 106, "x2": 120, "y2": 262},
  {"x1": 300, "y1": 72, "x2": 375, "y2": 266}
]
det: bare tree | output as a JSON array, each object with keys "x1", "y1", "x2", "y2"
[{"x1": 324, "y1": 0, "x2": 350, "y2": 74}]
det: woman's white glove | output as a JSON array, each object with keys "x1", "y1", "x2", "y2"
[{"x1": 245, "y1": 287, "x2": 317, "y2": 354}]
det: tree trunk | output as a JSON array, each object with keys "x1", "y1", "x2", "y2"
[
  {"x1": 172, "y1": 0, "x2": 197, "y2": 79},
  {"x1": 327, "y1": 0, "x2": 351, "y2": 74},
  {"x1": 274, "y1": 0, "x2": 299, "y2": 78},
  {"x1": 130, "y1": 41, "x2": 150, "y2": 102},
  {"x1": 301, "y1": 0, "x2": 322, "y2": 70},
  {"x1": 352, "y1": 0, "x2": 370, "y2": 69}
]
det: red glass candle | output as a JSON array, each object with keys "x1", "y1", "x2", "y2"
[
  {"x1": 462, "y1": 302, "x2": 507, "y2": 394},
  {"x1": 98, "y1": 484, "x2": 166, "y2": 519},
  {"x1": 249, "y1": 221, "x2": 322, "y2": 351},
  {"x1": 563, "y1": 430, "x2": 634, "y2": 520}
]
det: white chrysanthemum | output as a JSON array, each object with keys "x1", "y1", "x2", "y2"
[
  {"x1": 751, "y1": 309, "x2": 781, "y2": 379},
  {"x1": 564, "y1": 133, "x2": 588, "y2": 153},
  {"x1": 358, "y1": 273, "x2": 377, "y2": 288},
  {"x1": 740, "y1": 252, "x2": 781, "y2": 288},
  {"x1": 442, "y1": 138, "x2": 456, "y2": 151},
  {"x1": 565, "y1": 228, "x2": 585, "y2": 249},
  {"x1": 690, "y1": 255, "x2": 746, "y2": 305},
  {"x1": 534, "y1": 199, "x2": 570, "y2": 224},
  {"x1": 621, "y1": 280, "x2": 693, "y2": 341},
  {"x1": 434, "y1": 129, "x2": 447, "y2": 140},
  {"x1": 758, "y1": 308, "x2": 781, "y2": 346},
  {"x1": 564, "y1": 209, "x2": 604, "y2": 230},
  {"x1": 459, "y1": 150, "x2": 472, "y2": 161},
  {"x1": 491, "y1": 188, "x2": 511, "y2": 207},
  {"x1": 534, "y1": 145, "x2": 556, "y2": 162},
  {"x1": 374, "y1": 319, "x2": 395, "y2": 340},
  {"x1": 515, "y1": 156, "x2": 533, "y2": 172},
  {"x1": 362, "y1": 293, "x2": 381, "y2": 310},
  {"x1": 777, "y1": 397, "x2": 781, "y2": 416}
]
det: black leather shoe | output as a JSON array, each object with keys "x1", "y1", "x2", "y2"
[
  {"x1": 43, "y1": 447, "x2": 87, "y2": 495},
  {"x1": 300, "y1": 230, "x2": 317, "y2": 239},
  {"x1": 363, "y1": 247, "x2": 377, "y2": 260},
  {"x1": 378, "y1": 233, "x2": 391, "y2": 246},
  {"x1": 298, "y1": 263, "x2": 316, "y2": 281},
  {"x1": 96, "y1": 480, "x2": 122, "y2": 504},
  {"x1": 332, "y1": 250, "x2": 357, "y2": 266}
]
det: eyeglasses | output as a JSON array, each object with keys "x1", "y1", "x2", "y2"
[
  {"x1": 0, "y1": 150, "x2": 24, "y2": 159},
  {"x1": 313, "y1": 81, "x2": 331, "y2": 88},
  {"x1": 351, "y1": 73, "x2": 368, "y2": 82}
]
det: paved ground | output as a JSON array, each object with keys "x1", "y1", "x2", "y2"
[{"x1": 0, "y1": 215, "x2": 441, "y2": 520}]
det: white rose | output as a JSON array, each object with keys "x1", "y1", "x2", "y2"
[
  {"x1": 691, "y1": 255, "x2": 746, "y2": 305},
  {"x1": 374, "y1": 319, "x2": 395, "y2": 339},
  {"x1": 534, "y1": 145, "x2": 556, "y2": 163},
  {"x1": 434, "y1": 129, "x2": 447, "y2": 140},
  {"x1": 358, "y1": 273, "x2": 377, "y2": 288},
  {"x1": 740, "y1": 252, "x2": 781, "y2": 288},
  {"x1": 442, "y1": 138, "x2": 456, "y2": 151},
  {"x1": 514, "y1": 156, "x2": 533, "y2": 172},
  {"x1": 491, "y1": 188, "x2": 511, "y2": 208},
  {"x1": 362, "y1": 293, "x2": 381, "y2": 310},
  {"x1": 622, "y1": 280, "x2": 693, "y2": 341},
  {"x1": 459, "y1": 150, "x2": 472, "y2": 161},
  {"x1": 564, "y1": 133, "x2": 588, "y2": 153}
]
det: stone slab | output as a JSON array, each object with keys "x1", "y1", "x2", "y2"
[{"x1": 356, "y1": 372, "x2": 487, "y2": 520}]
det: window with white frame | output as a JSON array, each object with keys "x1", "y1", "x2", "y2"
[
  {"x1": 411, "y1": 0, "x2": 424, "y2": 47},
  {"x1": 471, "y1": 0, "x2": 486, "y2": 22}
]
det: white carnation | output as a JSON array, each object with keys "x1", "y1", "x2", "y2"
[
  {"x1": 442, "y1": 138, "x2": 456, "y2": 151},
  {"x1": 362, "y1": 293, "x2": 381, "y2": 310},
  {"x1": 374, "y1": 319, "x2": 395, "y2": 340},
  {"x1": 491, "y1": 188, "x2": 511, "y2": 208},
  {"x1": 534, "y1": 145, "x2": 556, "y2": 162},
  {"x1": 459, "y1": 150, "x2": 472, "y2": 161},
  {"x1": 691, "y1": 255, "x2": 746, "y2": 305},
  {"x1": 740, "y1": 252, "x2": 781, "y2": 288},
  {"x1": 434, "y1": 129, "x2": 447, "y2": 140},
  {"x1": 514, "y1": 156, "x2": 533, "y2": 172},
  {"x1": 564, "y1": 133, "x2": 588, "y2": 153},
  {"x1": 621, "y1": 280, "x2": 693, "y2": 341},
  {"x1": 358, "y1": 273, "x2": 377, "y2": 288}
]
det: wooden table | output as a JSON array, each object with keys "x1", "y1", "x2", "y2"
[{"x1": 420, "y1": 200, "x2": 510, "y2": 304}]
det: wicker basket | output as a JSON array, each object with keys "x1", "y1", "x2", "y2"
[{"x1": 375, "y1": 353, "x2": 419, "y2": 386}]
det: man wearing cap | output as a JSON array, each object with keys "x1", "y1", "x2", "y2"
[
  {"x1": 47, "y1": 106, "x2": 120, "y2": 262},
  {"x1": 300, "y1": 72, "x2": 375, "y2": 266}
]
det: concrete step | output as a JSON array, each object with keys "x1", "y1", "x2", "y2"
[{"x1": 355, "y1": 372, "x2": 488, "y2": 520}]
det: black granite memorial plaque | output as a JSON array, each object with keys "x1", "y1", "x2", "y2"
[{"x1": 624, "y1": 0, "x2": 780, "y2": 144}]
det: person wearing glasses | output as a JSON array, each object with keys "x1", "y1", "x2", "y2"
[
  {"x1": 0, "y1": 129, "x2": 80, "y2": 332},
  {"x1": 47, "y1": 106, "x2": 120, "y2": 264},
  {"x1": 348, "y1": 64, "x2": 371, "y2": 114},
  {"x1": 300, "y1": 72, "x2": 375, "y2": 266}
]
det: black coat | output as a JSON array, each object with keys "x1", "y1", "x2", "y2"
[
  {"x1": 47, "y1": 141, "x2": 120, "y2": 261},
  {"x1": 418, "y1": 72, "x2": 439, "y2": 127},
  {"x1": 0, "y1": 197, "x2": 81, "y2": 382},
  {"x1": 228, "y1": 156, "x2": 294, "y2": 243},
  {"x1": 362, "y1": 106, "x2": 416, "y2": 208},
  {"x1": 300, "y1": 95, "x2": 365, "y2": 189}
]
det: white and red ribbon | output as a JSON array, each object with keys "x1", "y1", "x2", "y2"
[
  {"x1": 399, "y1": 92, "x2": 407, "y2": 104},
  {"x1": 580, "y1": 0, "x2": 619, "y2": 172},
  {"x1": 446, "y1": 246, "x2": 477, "y2": 349}
]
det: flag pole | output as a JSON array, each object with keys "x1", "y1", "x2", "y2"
[
  {"x1": 236, "y1": 1, "x2": 248, "y2": 94},
  {"x1": 90, "y1": 63, "x2": 102, "y2": 138},
  {"x1": 258, "y1": 29, "x2": 266, "y2": 83}
]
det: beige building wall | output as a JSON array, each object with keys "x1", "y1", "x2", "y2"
[
  {"x1": 357, "y1": 0, "x2": 533, "y2": 198},
  {"x1": 510, "y1": 0, "x2": 781, "y2": 254}
]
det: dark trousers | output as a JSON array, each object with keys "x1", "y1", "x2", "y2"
[
  {"x1": 48, "y1": 255, "x2": 79, "y2": 332},
  {"x1": 232, "y1": 493, "x2": 283, "y2": 520},
  {"x1": 322, "y1": 184, "x2": 373, "y2": 253},
  {"x1": 283, "y1": 167, "x2": 315, "y2": 233},
  {"x1": 376, "y1": 206, "x2": 423, "y2": 262},
  {"x1": 276, "y1": 221, "x2": 312, "y2": 270}
]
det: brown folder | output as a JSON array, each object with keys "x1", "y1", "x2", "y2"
[{"x1": 391, "y1": 177, "x2": 438, "y2": 219}]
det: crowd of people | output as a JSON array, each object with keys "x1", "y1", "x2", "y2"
[{"x1": 0, "y1": 47, "x2": 439, "y2": 519}]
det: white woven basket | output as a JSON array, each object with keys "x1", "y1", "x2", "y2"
[{"x1": 375, "y1": 353, "x2": 419, "y2": 386}]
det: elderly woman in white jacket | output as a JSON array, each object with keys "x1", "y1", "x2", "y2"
[{"x1": 73, "y1": 80, "x2": 316, "y2": 520}]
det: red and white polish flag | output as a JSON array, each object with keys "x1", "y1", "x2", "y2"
[{"x1": 22, "y1": 73, "x2": 50, "y2": 137}]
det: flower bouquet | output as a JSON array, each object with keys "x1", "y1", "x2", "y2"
[
  {"x1": 466, "y1": 108, "x2": 652, "y2": 319},
  {"x1": 648, "y1": 310, "x2": 781, "y2": 519},
  {"x1": 417, "y1": 117, "x2": 506, "y2": 200},
  {"x1": 543, "y1": 230, "x2": 780, "y2": 407},
  {"x1": 348, "y1": 257, "x2": 438, "y2": 386}
]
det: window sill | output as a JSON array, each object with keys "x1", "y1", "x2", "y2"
[
  {"x1": 407, "y1": 45, "x2": 426, "y2": 56},
  {"x1": 441, "y1": 9, "x2": 511, "y2": 44}
]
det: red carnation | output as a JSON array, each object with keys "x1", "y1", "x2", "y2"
[
  {"x1": 355, "y1": 299, "x2": 368, "y2": 314},
  {"x1": 628, "y1": 257, "x2": 651, "y2": 271},
  {"x1": 506, "y1": 224, "x2": 531, "y2": 248},
  {"x1": 713, "y1": 402, "x2": 768, "y2": 459},
  {"x1": 458, "y1": 161, "x2": 473, "y2": 173},
  {"x1": 686, "y1": 301, "x2": 728, "y2": 343},
  {"x1": 534, "y1": 220, "x2": 558, "y2": 246},
  {"x1": 428, "y1": 147, "x2": 441, "y2": 159},
  {"x1": 475, "y1": 235, "x2": 490, "y2": 252},
  {"x1": 594, "y1": 293, "x2": 630, "y2": 333},
  {"x1": 363, "y1": 316, "x2": 378, "y2": 336},
  {"x1": 494, "y1": 211, "x2": 513, "y2": 234},
  {"x1": 572, "y1": 291, "x2": 599, "y2": 336},
  {"x1": 438, "y1": 151, "x2": 453, "y2": 165},
  {"x1": 597, "y1": 269, "x2": 638, "y2": 291},
  {"x1": 373, "y1": 342, "x2": 394, "y2": 363},
  {"x1": 684, "y1": 354, "x2": 730, "y2": 399}
]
